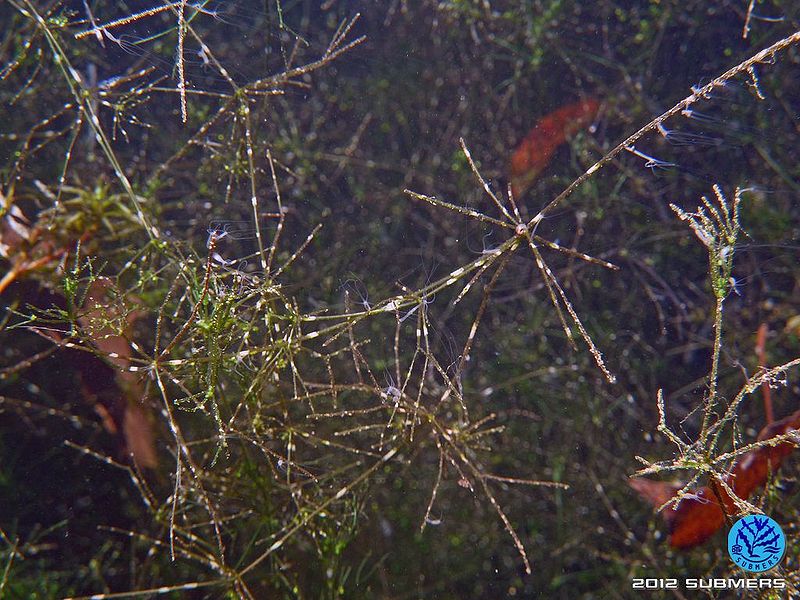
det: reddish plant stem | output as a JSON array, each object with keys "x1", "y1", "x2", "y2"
[{"x1": 756, "y1": 323, "x2": 773, "y2": 424}]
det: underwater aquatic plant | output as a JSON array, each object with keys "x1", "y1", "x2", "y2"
[
  {"x1": 2, "y1": 0, "x2": 800, "y2": 597},
  {"x1": 631, "y1": 409, "x2": 800, "y2": 549}
]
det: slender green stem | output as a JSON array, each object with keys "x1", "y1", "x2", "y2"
[{"x1": 701, "y1": 294, "x2": 724, "y2": 449}]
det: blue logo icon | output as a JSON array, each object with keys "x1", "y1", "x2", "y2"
[{"x1": 728, "y1": 515, "x2": 786, "y2": 572}]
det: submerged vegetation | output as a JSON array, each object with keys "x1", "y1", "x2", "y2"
[{"x1": 2, "y1": 1, "x2": 800, "y2": 597}]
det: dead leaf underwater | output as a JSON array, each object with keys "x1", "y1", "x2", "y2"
[{"x1": 509, "y1": 98, "x2": 600, "y2": 197}]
